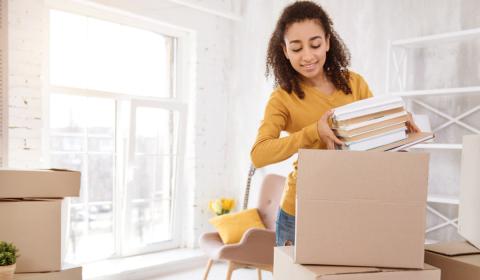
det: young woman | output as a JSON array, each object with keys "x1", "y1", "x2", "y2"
[{"x1": 250, "y1": 1, "x2": 419, "y2": 246}]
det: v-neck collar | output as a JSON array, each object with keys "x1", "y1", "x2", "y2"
[{"x1": 301, "y1": 82, "x2": 339, "y2": 100}]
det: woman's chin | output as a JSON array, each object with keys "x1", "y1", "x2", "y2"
[{"x1": 301, "y1": 70, "x2": 319, "y2": 79}]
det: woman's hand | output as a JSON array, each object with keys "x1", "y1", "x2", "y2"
[
  {"x1": 317, "y1": 110, "x2": 344, "y2": 150},
  {"x1": 406, "y1": 112, "x2": 421, "y2": 133}
]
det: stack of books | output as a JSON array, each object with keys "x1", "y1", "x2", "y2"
[{"x1": 332, "y1": 96, "x2": 434, "y2": 151}]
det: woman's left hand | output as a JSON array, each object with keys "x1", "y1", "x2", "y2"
[{"x1": 406, "y1": 112, "x2": 421, "y2": 133}]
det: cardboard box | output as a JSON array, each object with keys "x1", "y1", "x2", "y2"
[
  {"x1": 274, "y1": 246, "x2": 440, "y2": 280},
  {"x1": 458, "y1": 135, "x2": 480, "y2": 249},
  {"x1": 14, "y1": 267, "x2": 82, "y2": 280},
  {"x1": 425, "y1": 241, "x2": 480, "y2": 280},
  {"x1": 0, "y1": 199, "x2": 65, "y2": 273},
  {"x1": 0, "y1": 169, "x2": 80, "y2": 198},
  {"x1": 295, "y1": 149, "x2": 429, "y2": 268}
]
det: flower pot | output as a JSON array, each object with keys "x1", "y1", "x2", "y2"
[{"x1": 0, "y1": 264, "x2": 15, "y2": 280}]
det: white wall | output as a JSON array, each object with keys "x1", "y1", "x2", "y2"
[{"x1": 8, "y1": 0, "x2": 45, "y2": 168}]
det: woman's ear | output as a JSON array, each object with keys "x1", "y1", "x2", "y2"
[{"x1": 326, "y1": 34, "x2": 330, "y2": 52}]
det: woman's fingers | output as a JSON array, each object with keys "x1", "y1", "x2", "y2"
[
  {"x1": 409, "y1": 121, "x2": 421, "y2": 133},
  {"x1": 327, "y1": 141, "x2": 335, "y2": 150},
  {"x1": 406, "y1": 112, "x2": 421, "y2": 133},
  {"x1": 331, "y1": 134, "x2": 344, "y2": 146},
  {"x1": 321, "y1": 109, "x2": 334, "y2": 122},
  {"x1": 319, "y1": 110, "x2": 344, "y2": 150}
]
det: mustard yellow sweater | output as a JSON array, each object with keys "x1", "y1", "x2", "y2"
[{"x1": 251, "y1": 72, "x2": 373, "y2": 215}]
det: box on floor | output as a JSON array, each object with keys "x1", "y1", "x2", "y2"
[
  {"x1": 14, "y1": 267, "x2": 82, "y2": 280},
  {"x1": 425, "y1": 241, "x2": 480, "y2": 280},
  {"x1": 0, "y1": 168, "x2": 80, "y2": 273},
  {"x1": 295, "y1": 149, "x2": 430, "y2": 269},
  {"x1": 0, "y1": 199, "x2": 67, "y2": 273},
  {"x1": 274, "y1": 246, "x2": 440, "y2": 280}
]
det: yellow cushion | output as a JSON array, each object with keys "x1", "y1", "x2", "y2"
[{"x1": 209, "y1": 208, "x2": 266, "y2": 244}]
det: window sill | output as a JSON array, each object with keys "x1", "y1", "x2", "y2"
[{"x1": 84, "y1": 248, "x2": 207, "y2": 280}]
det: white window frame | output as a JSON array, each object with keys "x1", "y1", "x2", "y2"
[
  {"x1": 126, "y1": 100, "x2": 188, "y2": 256},
  {"x1": 43, "y1": 0, "x2": 195, "y2": 260}
]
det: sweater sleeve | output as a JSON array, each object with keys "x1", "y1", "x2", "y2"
[{"x1": 250, "y1": 92, "x2": 320, "y2": 168}]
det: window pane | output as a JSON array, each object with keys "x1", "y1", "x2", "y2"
[
  {"x1": 88, "y1": 154, "x2": 114, "y2": 202},
  {"x1": 49, "y1": 94, "x2": 116, "y2": 263},
  {"x1": 66, "y1": 203, "x2": 114, "y2": 262},
  {"x1": 50, "y1": 9, "x2": 175, "y2": 98},
  {"x1": 126, "y1": 107, "x2": 179, "y2": 250},
  {"x1": 135, "y1": 107, "x2": 179, "y2": 155}
]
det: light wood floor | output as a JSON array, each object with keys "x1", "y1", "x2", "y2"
[{"x1": 150, "y1": 262, "x2": 274, "y2": 280}]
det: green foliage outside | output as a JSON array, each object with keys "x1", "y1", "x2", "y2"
[{"x1": 0, "y1": 241, "x2": 19, "y2": 266}]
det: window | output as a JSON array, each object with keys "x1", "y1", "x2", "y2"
[{"x1": 48, "y1": 9, "x2": 188, "y2": 263}]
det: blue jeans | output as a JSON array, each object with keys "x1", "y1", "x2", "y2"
[{"x1": 275, "y1": 208, "x2": 295, "y2": 246}]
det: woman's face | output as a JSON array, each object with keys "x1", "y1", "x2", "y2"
[{"x1": 283, "y1": 19, "x2": 330, "y2": 82}]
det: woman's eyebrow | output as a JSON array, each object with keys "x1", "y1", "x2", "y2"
[
  {"x1": 288, "y1": 35, "x2": 322, "y2": 45},
  {"x1": 309, "y1": 36, "x2": 322, "y2": 41}
]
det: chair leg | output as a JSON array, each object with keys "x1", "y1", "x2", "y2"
[
  {"x1": 203, "y1": 259, "x2": 214, "y2": 280},
  {"x1": 257, "y1": 268, "x2": 262, "y2": 280},
  {"x1": 226, "y1": 261, "x2": 236, "y2": 280}
]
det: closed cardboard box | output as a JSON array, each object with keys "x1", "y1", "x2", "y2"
[
  {"x1": 425, "y1": 241, "x2": 480, "y2": 280},
  {"x1": 0, "y1": 169, "x2": 80, "y2": 198},
  {"x1": 0, "y1": 199, "x2": 65, "y2": 273},
  {"x1": 295, "y1": 149, "x2": 429, "y2": 268},
  {"x1": 274, "y1": 246, "x2": 440, "y2": 280},
  {"x1": 14, "y1": 267, "x2": 82, "y2": 280},
  {"x1": 458, "y1": 135, "x2": 480, "y2": 249}
]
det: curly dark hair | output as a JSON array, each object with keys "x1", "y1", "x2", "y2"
[{"x1": 266, "y1": 1, "x2": 352, "y2": 99}]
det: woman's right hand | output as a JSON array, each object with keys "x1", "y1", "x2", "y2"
[{"x1": 317, "y1": 110, "x2": 344, "y2": 150}]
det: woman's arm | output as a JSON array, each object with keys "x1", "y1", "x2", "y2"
[{"x1": 250, "y1": 94, "x2": 319, "y2": 168}]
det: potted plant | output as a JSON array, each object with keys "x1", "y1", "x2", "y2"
[{"x1": 0, "y1": 241, "x2": 19, "y2": 280}]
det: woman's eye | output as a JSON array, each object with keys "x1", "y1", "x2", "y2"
[
  {"x1": 311, "y1": 45, "x2": 321, "y2": 49},
  {"x1": 291, "y1": 48, "x2": 302, "y2": 52}
]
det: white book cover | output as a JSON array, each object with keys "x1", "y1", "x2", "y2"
[
  {"x1": 342, "y1": 128, "x2": 407, "y2": 151},
  {"x1": 335, "y1": 111, "x2": 408, "y2": 131},
  {"x1": 342, "y1": 122, "x2": 406, "y2": 139},
  {"x1": 333, "y1": 96, "x2": 405, "y2": 121},
  {"x1": 387, "y1": 132, "x2": 434, "y2": 151}
]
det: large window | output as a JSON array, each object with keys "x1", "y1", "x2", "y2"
[{"x1": 48, "y1": 9, "x2": 187, "y2": 263}]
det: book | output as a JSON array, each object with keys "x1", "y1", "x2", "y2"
[
  {"x1": 334, "y1": 113, "x2": 409, "y2": 137},
  {"x1": 332, "y1": 107, "x2": 406, "y2": 127},
  {"x1": 332, "y1": 96, "x2": 405, "y2": 121},
  {"x1": 371, "y1": 132, "x2": 435, "y2": 152},
  {"x1": 339, "y1": 123, "x2": 407, "y2": 143},
  {"x1": 338, "y1": 127, "x2": 407, "y2": 151}
]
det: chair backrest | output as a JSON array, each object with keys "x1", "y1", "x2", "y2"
[{"x1": 256, "y1": 174, "x2": 286, "y2": 230}]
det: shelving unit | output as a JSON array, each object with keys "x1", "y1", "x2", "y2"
[
  {"x1": 386, "y1": 27, "x2": 480, "y2": 241},
  {"x1": 410, "y1": 144, "x2": 462, "y2": 150}
]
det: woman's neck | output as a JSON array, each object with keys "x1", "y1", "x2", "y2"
[{"x1": 303, "y1": 72, "x2": 329, "y2": 88}]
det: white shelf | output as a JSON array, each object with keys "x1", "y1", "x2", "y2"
[
  {"x1": 410, "y1": 143, "x2": 463, "y2": 150},
  {"x1": 387, "y1": 28, "x2": 476, "y2": 237},
  {"x1": 425, "y1": 239, "x2": 439, "y2": 245},
  {"x1": 391, "y1": 86, "x2": 480, "y2": 97},
  {"x1": 391, "y1": 27, "x2": 480, "y2": 48},
  {"x1": 428, "y1": 194, "x2": 460, "y2": 205}
]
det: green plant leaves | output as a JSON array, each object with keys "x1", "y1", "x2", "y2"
[{"x1": 0, "y1": 241, "x2": 19, "y2": 266}]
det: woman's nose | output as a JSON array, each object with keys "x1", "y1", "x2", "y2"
[{"x1": 302, "y1": 50, "x2": 315, "y2": 62}]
